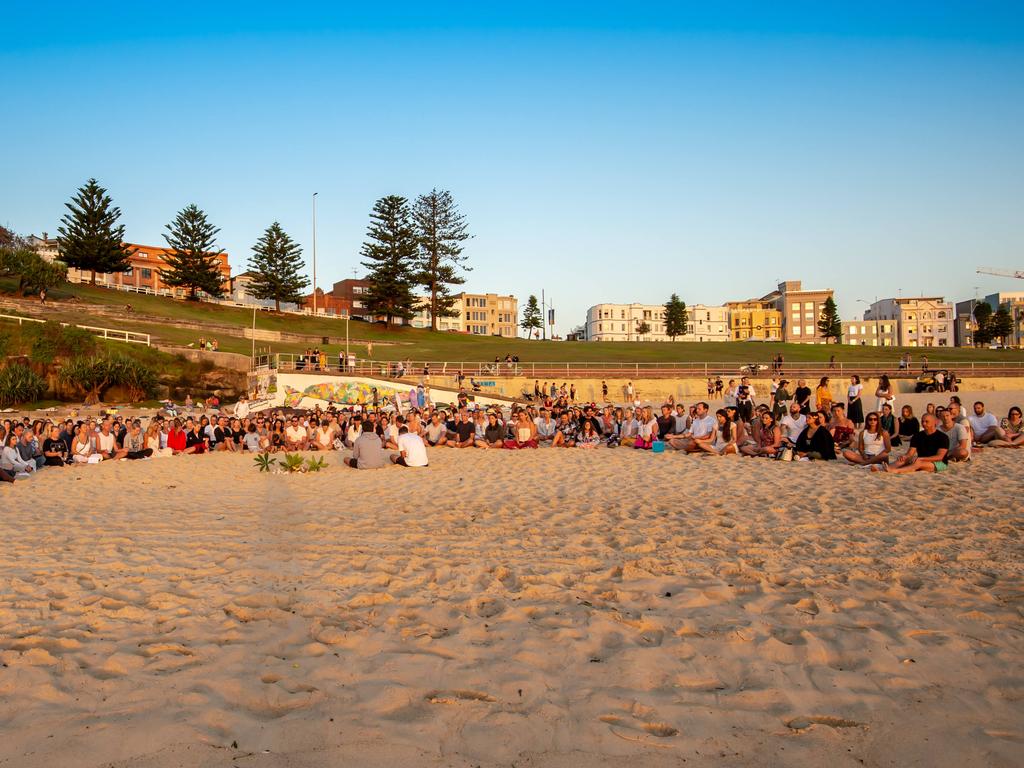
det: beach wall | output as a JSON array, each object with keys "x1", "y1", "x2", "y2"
[
  {"x1": 416, "y1": 375, "x2": 1024, "y2": 406},
  {"x1": 255, "y1": 372, "x2": 513, "y2": 410}
]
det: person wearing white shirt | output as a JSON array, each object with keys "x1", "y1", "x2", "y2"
[
  {"x1": 779, "y1": 404, "x2": 808, "y2": 447},
  {"x1": 670, "y1": 402, "x2": 715, "y2": 452},
  {"x1": 391, "y1": 426, "x2": 428, "y2": 467},
  {"x1": 967, "y1": 401, "x2": 1005, "y2": 444},
  {"x1": 234, "y1": 397, "x2": 250, "y2": 420},
  {"x1": 723, "y1": 380, "x2": 738, "y2": 408}
]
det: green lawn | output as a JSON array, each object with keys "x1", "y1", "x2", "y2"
[{"x1": 5, "y1": 279, "x2": 1023, "y2": 364}]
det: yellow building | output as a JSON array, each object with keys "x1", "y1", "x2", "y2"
[
  {"x1": 456, "y1": 292, "x2": 518, "y2": 337},
  {"x1": 725, "y1": 300, "x2": 783, "y2": 341}
]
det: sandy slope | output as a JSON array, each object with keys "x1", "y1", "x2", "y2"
[{"x1": 0, "y1": 449, "x2": 1021, "y2": 768}]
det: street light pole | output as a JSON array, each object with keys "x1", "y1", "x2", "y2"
[
  {"x1": 251, "y1": 305, "x2": 256, "y2": 360},
  {"x1": 312, "y1": 192, "x2": 318, "y2": 316}
]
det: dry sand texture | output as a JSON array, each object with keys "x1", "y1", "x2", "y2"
[{"x1": 0, "y1": 448, "x2": 1022, "y2": 767}]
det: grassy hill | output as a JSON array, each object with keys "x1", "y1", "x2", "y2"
[{"x1": 4, "y1": 279, "x2": 1023, "y2": 365}]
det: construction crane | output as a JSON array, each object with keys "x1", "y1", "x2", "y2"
[{"x1": 977, "y1": 267, "x2": 1024, "y2": 279}]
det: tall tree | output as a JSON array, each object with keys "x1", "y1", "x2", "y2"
[
  {"x1": 973, "y1": 302, "x2": 994, "y2": 346},
  {"x1": 412, "y1": 189, "x2": 472, "y2": 331},
  {"x1": 0, "y1": 239, "x2": 67, "y2": 297},
  {"x1": 663, "y1": 294, "x2": 689, "y2": 340},
  {"x1": 360, "y1": 195, "x2": 418, "y2": 327},
  {"x1": 817, "y1": 296, "x2": 842, "y2": 343},
  {"x1": 160, "y1": 204, "x2": 226, "y2": 300},
  {"x1": 56, "y1": 178, "x2": 131, "y2": 284},
  {"x1": 636, "y1": 321, "x2": 652, "y2": 338},
  {"x1": 246, "y1": 222, "x2": 309, "y2": 312},
  {"x1": 991, "y1": 305, "x2": 1014, "y2": 345},
  {"x1": 520, "y1": 295, "x2": 542, "y2": 338}
]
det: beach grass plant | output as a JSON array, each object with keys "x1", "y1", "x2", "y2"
[
  {"x1": 281, "y1": 453, "x2": 306, "y2": 473},
  {"x1": 253, "y1": 453, "x2": 276, "y2": 472}
]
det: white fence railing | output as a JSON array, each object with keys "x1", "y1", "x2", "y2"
[{"x1": 0, "y1": 313, "x2": 151, "y2": 346}]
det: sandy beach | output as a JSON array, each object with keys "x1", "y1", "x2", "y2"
[{"x1": 1, "y1": 447, "x2": 1022, "y2": 767}]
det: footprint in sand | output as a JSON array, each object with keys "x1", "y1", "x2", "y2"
[
  {"x1": 424, "y1": 689, "x2": 496, "y2": 704},
  {"x1": 475, "y1": 597, "x2": 506, "y2": 619},
  {"x1": 785, "y1": 715, "x2": 865, "y2": 730}
]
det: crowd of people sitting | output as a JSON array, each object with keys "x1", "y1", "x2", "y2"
[{"x1": 2, "y1": 370, "x2": 1021, "y2": 481}]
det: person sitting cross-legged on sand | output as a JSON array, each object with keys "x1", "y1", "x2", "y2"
[
  {"x1": 779, "y1": 403, "x2": 807, "y2": 449},
  {"x1": 186, "y1": 421, "x2": 208, "y2": 454},
  {"x1": 842, "y1": 411, "x2": 891, "y2": 466},
  {"x1": 285, "y1": 417, "x2": 309, "y2": 451},
  {"x1": 123, "y1": 420, "x2": 154, "y2": 460},
  {"x1": 534, "y1": 408, "x2": 556, "y2": 445},
  {"x1": 968, "y1": 401, "x2": 1006, "y2": 445},
  {"x1": 391, "y1": 425, "x2": 428, "y2": 467},
  {"x1": 939, "y1": 408, "x2": 972, "y2": 462},
  {"x1": 424, "y1": 413, "x2": 448, "y2": 447},
  {"x1": 741, "y1": 411, "x2": 780, "y2": 457},
  {"x1": 478, "y1": 412, "x2": 506, "y2": 449},
  {"x1": 875, "y1": 413, "x2": 948, "y2": 473},
  {"x1": 694, "y1": 409, "x2": 737, "y2": 455},
  {"x1": 575, "y1": 419, "x2": 602, "y2": 448},
  {"x1": 95, "y1": 421, "x2": 127, "y2": 461},
  {"x1": 633, "y1": 406, "x2": 659, "y2": 449},
  {"x1": 618, "y1": 407, "x2": 640, "y2": 447},
  {"x1": 1001, "y1": 406, "x2": 1024, "y2": 447},
  {"x1": 504, "y1": 410, "x2": 538, "y2": 449},
  {"x1": 71, "y1": 424, "x2": 97, "y2": 463},
  {"x1": 672, "y1": 402, "x2": 715, "y2": 452},
  {"x1": 794, "y1": 411, "x2": 837, "y2": 461},
  {"x1": 1, "y1": 433, "x2": 35, "y2": 477},
  {"x1": 447, "y1": 409, "x2": 476, "y2": 448},
  {"x1": 828, "y1": 403, "x2": 856, "y2": 450},
  {"x1": 551, "y1": 412, "x2": 577, "y2": 447},
  {"x1": 42, "y1": 426, "x2": 68, "y2": 466},
  {"x1": 344, "y1": 420, "x2": 387, "y2": 469}
]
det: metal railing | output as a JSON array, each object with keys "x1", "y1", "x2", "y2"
[
  {"x1": 0, "y1": 313, "x2": 151, "y2": 346},
  {"x1": 257, "y1": 353, "x2": 1024, "y2": 378}
]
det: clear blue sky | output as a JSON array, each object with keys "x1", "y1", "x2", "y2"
[{"x1": 3, "y1": 2, "x2": 1023, "y2": 334}]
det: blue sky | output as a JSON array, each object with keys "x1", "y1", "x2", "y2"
[{"x1": 3, "y1": 2, "x2": 1023, "y2": 334}]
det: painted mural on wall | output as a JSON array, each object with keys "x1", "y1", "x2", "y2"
[{"x1": 282, "y1": 380, "x2": 400, "y2": 408}]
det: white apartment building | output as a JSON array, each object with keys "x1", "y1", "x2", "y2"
[
  {"x1": 410, "y1": 295, "x2": 465, "y2": 332},
  {"x1": 586, "y1": 303, "x2": 730, "y2": 342},
  {"x1": 841, "y1": 319, "x2": 899, "y2": 346},
  {"x1": 864, "y1": 297, "x2": 954, "y2": 347}
]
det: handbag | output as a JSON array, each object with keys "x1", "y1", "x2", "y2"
[{"x1": 778, "y1": 447, "x2": 793, "y2": 462}]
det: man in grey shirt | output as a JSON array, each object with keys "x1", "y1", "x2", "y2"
[{"x1": 344, "y1": 422, "x2": 387, "y2": 469}]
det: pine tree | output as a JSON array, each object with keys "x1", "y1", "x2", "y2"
[
  {"x1": 246, "y1": 222, "x2": 309, "y2": 312},
  {"x1": 360, "y1": 195, "x2": 418, "y2": 327},
  {"x1": 817, "y1": 296, "x2": 842, "y2": 343},
  {"x1": 636, "y1": 321, "x2": 652, "y2": 338},
  {"x1": 413, "y1": 189, "x2": 472, "y2": 330},
  {"x1": 160, "y1": 204, "x2": 226, "y2": 300},
  {"x1": 663, "y1": 294, "x2": 689, "y2": 340},
  {"x1": 520, "y1": 295, "x2": 542, "y2": 338},
  {"x1": 56, "y1": 178, "x2": 131, "y2": 284}
]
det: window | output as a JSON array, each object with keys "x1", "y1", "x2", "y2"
[
  {"x1": 849, "y1": 326, "x2": 857, "y2": 335},
  {"x1": 805, "y1": 325, "x2": 814, "y2": 335},
  {"x1": 937, "y1": 311, "x2": 947, "y2": 319},
  {"x1": 793, "y1": 326, "x2": 801, "y2": 336},
  {"x1": 791, "y1": 303, "x2": 800, "y2": 312},
  {"x1": 125, "y1": 267, "x2": 133, "y2": 276},
  {"x1": 141, "y1": 268, "x2": 152, "y2": 280},
  {"x1": 804, "y1": 301, "x2": 813, "y2": 309}
]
